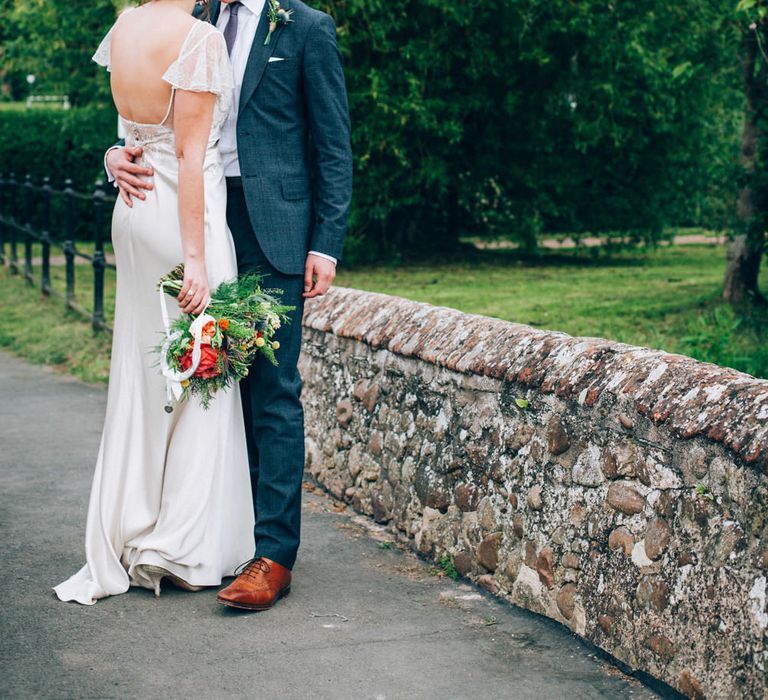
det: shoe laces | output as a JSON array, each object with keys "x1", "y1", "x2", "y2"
[{"x1": 235, "y1": 556, "x2": 272, "y2": 580}]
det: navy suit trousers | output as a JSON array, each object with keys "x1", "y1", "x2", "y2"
[{"x1": 226, "y1": 179, "x2": 306, "y2": 570}]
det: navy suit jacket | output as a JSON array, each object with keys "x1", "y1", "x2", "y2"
[{"x1": 210, "y1": 0, "x2": 352, "y2": 274}]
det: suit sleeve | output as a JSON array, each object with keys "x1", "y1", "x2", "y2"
[
  {"x1": 104, "y1": 139, "x2": 126, "y2": 185},
  {"x1": 302, "y1": 14, "x2": 353, "y2": 262}
]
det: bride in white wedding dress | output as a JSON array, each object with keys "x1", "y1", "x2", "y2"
[{"x1": 54, "y1": 0, "x2": 254, "y2": 605}]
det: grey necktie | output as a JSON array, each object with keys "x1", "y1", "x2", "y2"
[{"x1": 223, "y1": 2, "x2": 243, "y2": 56}]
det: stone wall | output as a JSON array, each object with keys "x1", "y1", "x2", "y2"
[{"x1": 298, "y1": 287, "x2": 768, "y2": 699}]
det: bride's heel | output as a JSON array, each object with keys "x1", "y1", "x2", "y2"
[
  {"x1": 139, "y1": 565, "x2": 166, "y2": 598},
  {"x1": 139, "y1": 564, "x2": 205, "y2": 596}
]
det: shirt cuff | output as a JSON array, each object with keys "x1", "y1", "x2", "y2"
[
  {"x1": 104, "y1": 147, "x2": 119, "y2": 186},
  {"x1": 308, "y1": 250, "x2": 337, "y2": 265}
]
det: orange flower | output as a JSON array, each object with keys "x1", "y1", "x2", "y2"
[
  {"x1": 201, "y1": 320, "x2": 216, "y2": 344},
  {"x1": 180, "y1": 345, "x2": 225, "y2": 379},
  {"x1": 218, "y1": 318, "x2": 230, "y2": 331}
]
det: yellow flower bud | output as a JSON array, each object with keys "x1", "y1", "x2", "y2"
[
  {"x1": 181, "y1": 379, "x2": 190, "y2": 388},
  {"x1": 272, "y1": 341, "x2": 280, "y2": 350},
  {"x1": 255, "y1": 336, "x2": 266, "y2": 347}
]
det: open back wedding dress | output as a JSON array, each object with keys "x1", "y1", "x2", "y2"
[{"x1": 54, "y1": 17, "x2": 254, "y2": 605}]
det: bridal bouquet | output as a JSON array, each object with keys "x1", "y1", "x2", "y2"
[{"x1": 155, "y1": 264, "x2": 294, "y2": 410}]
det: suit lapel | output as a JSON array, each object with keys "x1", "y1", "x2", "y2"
[
  {"x1": 210, "y1": 0, "x2": 221, "y2": 25},
  {"x1": 238, "y1": 0, "x2": 289, "y2": 111}
]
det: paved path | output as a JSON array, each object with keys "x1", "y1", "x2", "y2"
[{"x1": 0, "y1": 351, "x2": 664, "y2": 700}]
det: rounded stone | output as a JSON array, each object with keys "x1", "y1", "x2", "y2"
[
  {"x1": 369, "y1": 431, "x2": 383, "y2": 456},
  {"x1": 476, "y1": 574, "x2": 500, "y2": 594},
  {"x1": 512, "y1": 513, "x2": 525, "y2": 540},
  {"x1": 678, "y1": 670, "x2": 706, "y2": 700},
  {"x1": 635, "y1": 576, "x2": 669, "y2": 612},
  {"x1": 477, "y1": 532, "x2": 503, "y2": 572},
  {"x1": 608, "y1": 527, "x2": 634, "y2": 555},
  {"x1": 561, "y1": 552, "x2": 581, "y2": 569},
  {"x1": 556, "y1": 583, "x2": 577, "y2": 619},
  {"x1": 454, "y1": 483, "x2": 480, "y2": 512},
  {"x1": 644, "y1": 634, "x2": 675, "y2": 663},
  {"x1": 607, "y1": 481, "x2": 645, "y2": 514},
  {"x1": 453, "y1": 551, "x2": 473, "y2": 577},
  {"x1": 527, "y1": 485, "x2": 543, "y2": 511},
  {"x1": 524, "y1": 540, "x2": 537, "y2": 568},
  {"x1": 336, "y1": 398, "x2": 353, "y2": 427},
  {"x1": 598, "y1": 615, "x2": 613, "y2": 633},
  {"x1": 536, "y1": 546, "x2": 555, "y2": 589},
  {"x1": 619, "y1": 413, "x2": 635, "y2": 429},
  {"x1": 478, "y1": 496, "x2": 499, "y2": 532},
  {"x1": 548, "y1": 418, "x2": 571, "y2": 455},
  {"x1": 644, "y1": 517, "x2": 671, "y2": 560}
]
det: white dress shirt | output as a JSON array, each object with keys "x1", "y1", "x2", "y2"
[
  {"x1": 216, "y1": 0, "x2": 336, "y2": 265},
  {"x1": 216, "y1": 0, "x2": 262, "y2": 178}
]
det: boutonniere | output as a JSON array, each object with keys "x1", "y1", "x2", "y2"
[{"x1": 264, "y1": 0, "x2": 294, "y2": 45}]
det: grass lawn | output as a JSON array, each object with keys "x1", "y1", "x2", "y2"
[
  {"x1": 1, "y1": 242, "x2": 766, "y2": 383},
  {"x1": 334, "y1": 243, "x2": 768, "y2": 378},
  {"x1": 0, "y1": 269, "x2": 113, "y2": 384}
]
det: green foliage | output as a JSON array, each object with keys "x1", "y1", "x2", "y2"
[
  {"x1": 157, "y1": 267, "x2": 295, "y2": 409},
  {"x1": 1, "y1": 0, "x2": 117, "y2": 106},
  {"x1": 677, "y1": 303, "x2": 768, "y2": 378},
  {"x1": 319, "y1": 0, "x2": 745, "y2": 263},
  {"x1": 430, "y1": 554, "x2": 459, "y2": 580},
  {"x1": 0, "y1": 104, "x2": 118, "y2": 187}
]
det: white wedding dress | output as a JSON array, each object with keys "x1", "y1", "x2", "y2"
[{"x1": 54, "y1": 19, "x2": 255, "y2": 605}]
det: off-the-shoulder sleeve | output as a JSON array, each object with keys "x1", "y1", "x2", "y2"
[
  {"x1": 162, "y1": 23, "x2": 234, "y2": 95},
  {"x1": 92, "y1": 26, "x2": 114, "y2": 71}
]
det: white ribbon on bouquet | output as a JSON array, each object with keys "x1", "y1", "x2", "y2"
[{"x1": 158, "y1": 281, "x2": 214, "y2": 411}]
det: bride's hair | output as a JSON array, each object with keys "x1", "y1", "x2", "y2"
[{"x1": 139, "y1": 0, "x2": 211, "y2": 21}]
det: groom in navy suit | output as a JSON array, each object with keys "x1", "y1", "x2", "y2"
[{"x1": 107, "y1": 0, "x2": 352, "y2": 610}]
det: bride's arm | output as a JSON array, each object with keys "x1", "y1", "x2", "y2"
[{"x1": 173, "y1": 89, "x2": 217, "y2": 316}]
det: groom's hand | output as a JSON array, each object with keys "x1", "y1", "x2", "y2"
[
  {"x1": 303, "y1": 254, "x2": 336, "y2": 298},
  {"x1": 106, "y1": 146, "x2": 154, "y2": 207}
]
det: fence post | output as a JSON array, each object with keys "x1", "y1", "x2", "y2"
[
  {"x1": 92, "y1": 181, "x2": 107, "y2": 331},
  {"x1": 23, "y1": 175, "x2": 34, "y2": 284},
  {"x1": 41, "y1": 177, "x2": 52, "y2": 296},
  {"x1": 63, "y1": 179, "x2": 76, "y2": 309},
  {"x1": 9, "y1": 173, "x2": 19, "y2": 275},
  {"x1": 0, "y1": 174, "x2": 5, "y2": 266}
]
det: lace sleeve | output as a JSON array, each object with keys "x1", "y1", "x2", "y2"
[
  {"x1": 162, "y1": 23, "x2": 234, "y2": 96},
  {"x1": 92, "y1": 26, "x2": 114, "y2": 71}
]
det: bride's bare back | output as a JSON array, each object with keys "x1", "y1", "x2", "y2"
[{"x1": 110, "y1": 3, "x2": 199, "y2": 124}]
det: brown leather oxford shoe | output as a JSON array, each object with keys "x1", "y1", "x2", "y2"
[{"x1": 217, "y1": 556, "x2": 292, "y2": 611}]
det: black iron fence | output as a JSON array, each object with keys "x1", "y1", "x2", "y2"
[{"x1": 0, "y1": 174, "x2": 116, "y2": 332}]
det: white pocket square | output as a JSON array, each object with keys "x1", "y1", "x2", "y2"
[{"x1": 268, "y1": 56, "x2": 285, "y2": 62}]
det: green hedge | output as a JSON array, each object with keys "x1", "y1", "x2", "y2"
[{"x1": 0, "y1": 105, "x2": 118, "y2": 189}]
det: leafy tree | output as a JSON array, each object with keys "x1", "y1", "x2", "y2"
[
  {"x1": 2, "y1": 0, "x2": 117, "y2": 105},
  {"x1": 321, "y1": 0, "x2": 744, "y2": 263},
  {"x1": 723, "y1": 0, "x2": 768, "y2": 304}
]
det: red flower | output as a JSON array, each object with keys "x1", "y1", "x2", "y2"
[{"x1": 180, "y1": 345, "x2": 225, "y2": 379}]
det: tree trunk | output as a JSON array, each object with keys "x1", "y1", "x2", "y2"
[
  {"x1": 723, "y1": 233, "x2": 764, "y2": 303},
  {"x1": 723, "y1": 19, "x2": 767, "y2": 305}
]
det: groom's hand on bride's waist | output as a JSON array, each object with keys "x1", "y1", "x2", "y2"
[
  {"x1": 106, "y1": 146, "x2": 154, "y2": 208},
  {"x1": 304, "y1": 253, "x2": 336, "y2": 299}
]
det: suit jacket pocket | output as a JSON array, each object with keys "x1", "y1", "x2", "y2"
[{"x1": 281, "y1": 176, "x2": 311, "y2": 201}]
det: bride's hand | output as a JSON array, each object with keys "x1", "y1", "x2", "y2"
[{"x1": 177, "y1": 259, "x2": 210, "y2": 316}]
